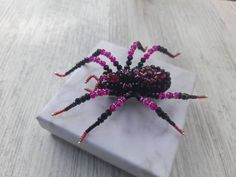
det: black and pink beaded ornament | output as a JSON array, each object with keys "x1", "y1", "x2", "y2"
[{"x1": 52, "y1": 41, "x2": 207, "y2": 143}]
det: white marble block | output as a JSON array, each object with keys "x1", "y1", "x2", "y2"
[{"x1": 37, "y1": 41, "x2": 196, "y2": 177}]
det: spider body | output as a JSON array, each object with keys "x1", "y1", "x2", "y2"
[
  {"x1": 52, "y1": 41, "x2": 206, "y2": 144},
  {"x1": 98, "y1": 66, "x2": 171, "y2": 97}
]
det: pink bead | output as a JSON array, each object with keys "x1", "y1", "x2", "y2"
[
  {"x1": 139, "y1": 97, "x2": 144, "y2": 102},
  {"x1": 131, "y1": 45, "x2": 137, "y2": 50},
  {"x1": 100, "y1": 49, "x2": 105, "y2": 54},
  {"x1": 100, "y1": 61, "x2": 106, "y2": 67},
  {"x1": 105, "y1": 52, "x2": 111, "y2": 57},
  {"x1": 110, "y1": 56, "x2": 116, "y2": 62},
  {"x1": 121, "y1": 97, "x2": 126, "y2": 102},
  {"x1": 102, "y1": 76, "x2": 107, "y2": 80},
  {"x1": 166, "y1": 92, "x2": 174, "y2": 99},
  {"x1": 110, "y1": 105, "x2": 116, "y2": 112},
  {"x1": 90, "y1": 92, "x2": 96, "y2": 98},
  {"x1": 105, "y1": 89, "x2": 110, "y2": 95},
  {"x1": 174, "y1": 92, "x2": 180, "y2": 99},
  {"x1": 150, "y1": 103, "x2": 158, "y2": 110},
  {"x1": 144, "y1": 98, "x2": 151, "y2": 106},
  {"x1": 98, "y1": 90, "x2": 104, "y2": 96},
  {"x1": 159, "y1": 93, "x2": 165, "y2": 99},
  {"x1": 115, "y1": 100, "x2": 122, "y2": 107},
  {"x1": 153, "y1": 45, "x2": 159, "y2": 51},
  {"x1": 128, "y1": 50, "x2": 134, "y2": 56},
  {"x1": 148, "y1": 49, "x2": 154, "y2": 55},
  {"x1": 95, "y1": 58, "x2": 101, "y2": 63},
  {"x1": 89, "y1": 56, "x2": 94, "y2": 62},
  {"x1": 144, "y1": 54, "x2": 149, "y2": 59}
]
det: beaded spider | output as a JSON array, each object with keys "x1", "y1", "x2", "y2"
[{"x1": 52, "y1": 41, "x2": 207, "y2": 143}]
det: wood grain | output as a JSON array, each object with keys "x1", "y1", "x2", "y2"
[{"x1": 0, "y1": 0, "x2": 235, "y2": 177}]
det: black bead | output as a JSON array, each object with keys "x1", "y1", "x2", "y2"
[
  {"x1": 101, "y1": 113, "x2": 107, "y2": 119},
  {"x1": 108, "y1": 69, "x2": 112, "y2": 73},
  {"x1": 140, "y1": 58, "x2": 145, "y2": 63},
  {"x1": 76, "y1": 62, "x2": 81, "y2": 67},
  {"x1": 114, "y1": 61, "x2": 119, "y2": 66},
  {"x1": 104, "y1": 65, "x2": 109, "y2": 70},
  {"x1": 182, "y1": 93, "x2": 188, "y2": 100},
  {"x1": 138, "y1": 62, "x2": 143, "y2": 67},
  {"x1": 168, "y1": 119, "x2": 175, "y2": 126},
  {"x1": 98, "y1": 117, "x2": 104, "y2": 123},
  {"x1": 127, "y1": 56, "x2": 133, "y2": 60},
  {"x1": 106, "y1": 109, "x2": 112, "y2": 116},
  {"x1": 75, "y1": 98, "x2": 81, "y2": 104},
  {"x1": 117, "y1": 65, "x2": 122, "y2": 70},
  {"x1": 126, "y1": 61, "x2": 131, "y2": 65},
  {"x1": 84, "y1": 58, "x2": 89, "y2": 63},
  {"x1": 96, "y1": 49, "x2": 101, "y2": 54},
  {"x1": 159, "y1": 46, "x2": 167, "y2": 53},
  {"x1": 155, "y1": 107, "x2": 161, "y2": 112},
  {"x1": 85, "y1": 94, "x2": 90, "y2": 100},
  {"x1": 81, "y1": 96, "x2": 86, "y2": 102},
  {"x1": 92, "y1": 49, "x2": 101, "y2": 57}
]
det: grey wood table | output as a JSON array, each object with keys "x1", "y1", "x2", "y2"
[{"x1": 0, "y1": 0, "x2": 235, "y2": 177}]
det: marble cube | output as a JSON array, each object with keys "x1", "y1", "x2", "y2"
[{"x1": 37, "y1": 41, "x2": 195, "y2": 177}]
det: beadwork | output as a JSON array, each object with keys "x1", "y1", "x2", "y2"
[{"x1": 52, "y1": 41, "x2": 207, "y2": 144}]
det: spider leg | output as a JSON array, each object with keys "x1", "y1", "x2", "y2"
[
  {"x1": 84, "y1": 75, "x2": 100, "y2": 92},
  {"x1": 85, "y1": 75, "x2": 99, "y2": 84},
  {"x1": 54, "y1": 57, "x2": 112, "y2": 78},
  {"x1": 136, "y1": 96, "x2": 184, "y2": 135},
  {"x1": 51, "y1": 89, "x2": 111, "y2": 116},
  {"x1": 79, "y1": 95, "x2": 129, "y2": 144},
  {"x1": 125, "y1": 41, "x2": 147, "y2": 69},
  {"x1": 136, "y1": 44, "x2": 180, "y2": 67},
  {"x1": 84, "y1": 88, "x2": 93, "y2": 93},
  {"x1": 92, "y1": 49, "x2": 123, "y2": 71},
  {"x1": 151, "y1": 92, "x2": 207, "y2": 100},
  {"x1": 94, "y1": 82, "x2": 100, "y2": 91}
]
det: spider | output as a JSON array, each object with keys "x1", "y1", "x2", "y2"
[{"x1": 51, "y1": 41, "x2": 207, "y2": 144}]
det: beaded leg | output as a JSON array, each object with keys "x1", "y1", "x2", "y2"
[
  {"x1": 137, "y1": 45, "x2": 180, "y2": 67},
  {"x1": 92, "y1": 49, "x2": 123, "y2": 70},
  {"x1": 51, "y1": 89, "x2": 111, "y2": 116},
  {"x1": 137, "y1": 96, "x2": 184, "y2": 135},
  {"x1": 125, "y1": 41, "x2": 147, "y2": 69},
  {"x1": 152, "y1": 92, "x2": 207, "y2": 100},
  {"x1": 54, "y1": 56, "x2": 112, "y2": 77},
  {"x1": 79, "y1": 96, "x2": 128, "y2": 144}
]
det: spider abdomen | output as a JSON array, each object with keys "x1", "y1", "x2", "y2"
[{"x1": 98, "y1": 65, "x2": 171, "y2": 97}]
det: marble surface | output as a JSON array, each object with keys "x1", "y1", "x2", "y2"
[{"x1": 37, "y1": 41, "x2": 195, "y2": 177}]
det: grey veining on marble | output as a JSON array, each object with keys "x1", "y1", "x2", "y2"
[{"x1": 38, "y1": 41, "x2": 195, "y2": 177}]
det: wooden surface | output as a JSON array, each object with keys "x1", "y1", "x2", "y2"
[{"x1": 0, "y1": 0, "x2": 235, "y2": 177}]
